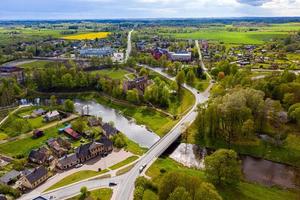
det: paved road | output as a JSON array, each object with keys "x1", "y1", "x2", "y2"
[
  {"x1": 195, "y1": 40, "x2": 212, "y2": 80},
  {"x1": 21, "y1": 175, "x2": 126, "y2": 200},
  {"x1": 125, "y1": 30, "x2": 134, "y2": 63}
]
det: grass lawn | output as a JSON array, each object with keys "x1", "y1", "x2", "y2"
[
  {"x1": 67, "y1": 188, "x2": 113, "y2": 200},
  {"x1": 20, "y1": 60, "x2": 57, "y2": 70},
  {"x1": 109, "y1": 156, "x2": 139, "y2": 170},
  {"x1": 45, "y1": 169, "x2": 109, "y2": 192},
  {"x1": 218, "y1": 182, "x2": 299, "y2": 200},
  {"x1": 146, "y1": 156, "x2": 299, "y2": 200},
  {"x1": 90, "y1": 69, "x2": 130, "y2": 80},
  {"x1": 0, "y1": 106, "x2": 52, "y2": 138},
  {"x1": 0, "y1": 125, "x2": 62, "y2": 157}
]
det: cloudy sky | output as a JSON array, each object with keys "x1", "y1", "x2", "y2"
[{"x1": 0, "y1": 0, "x2": 300, "y2": 20}]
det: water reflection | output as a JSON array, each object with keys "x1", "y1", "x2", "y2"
[{"x1": 74, "y1": 100, "x2": 160, "y2": 148}]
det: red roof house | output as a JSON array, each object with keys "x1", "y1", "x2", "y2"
[{"x1": 64, "y1": 128, "x2": 80, "y2": 140}]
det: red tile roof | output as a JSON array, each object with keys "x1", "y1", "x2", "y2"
[{"x1": 64, "y1": 128, "x2": 80, "y2": 139}]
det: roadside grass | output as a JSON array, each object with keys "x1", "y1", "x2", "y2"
[
  {"x1": 45, "y1": 169, "x2": 109, "y2": 192},
  {"x1": 66, "y1": 188, "x2": 113, "y2": 200},
  {"x1": 62, "y1": 32, "x2": 110, "y2": 40},
  {"x1": 146, "y1": 156, "x2": 299, "y2": 200},
  {"x1": 193, "y1": 79, "x2": 210, "y2": 92},
  {"x1": 167, "y1": 88, "x2": 195, "y2": 116},
  {"x1": 109, "y1": 156, "x2": 139, "y2": 170},
  {"x1": 0, "y1": 125, "x2": 62, "y2": 157},
  {"x1": 116, "y1": 163, "x2": 136, "y2": 176},
  {"x1": 90, "y1": 69, "x2": 130, "y2": 80}
]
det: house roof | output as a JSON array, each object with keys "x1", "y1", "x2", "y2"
[
  {"x1": 98, "y1": 136, "x2": 113, "y2": 148},
  {"x1": 75, "y1": 141, "x2": 103, "y2": 159},
  {"x1": 58, "y1": 153, "x2": 78, "y2": 166},
  {"x1": 0, "y1": 170, "x2": 20, "y2": 184},
  {"x1": 33, "y1": 109, "x2": 46, "y2": 116},
  {"x1": 102, "y1": 123, "x2": 118, "y2": 136},
  {"x1": 28, "y1": 149, "x2": 47, "y2": 163},
  {"x1": 25, "y1": 166, "x2": 48, "y2": 184},
  {"x1": 45, "y1": 111, "x2": 60, "y2": 118},
  {"x1": 64, "y1": 128, "x2": 80, "y2": 139}
]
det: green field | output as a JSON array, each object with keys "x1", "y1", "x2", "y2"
[
  {"x1": 67, "y1": 188, "x2": 113, "y2": 200},
  {"x1": 45, "y1": 169, "x2": 109, "y2": 192},
  {"x1": 0, "y1": 125, "x2": 61, "y2": 157},
  {"x1": 166, "y1": 23, "x2": 300, "y2": 44},
  {"x1": 173, "y1": 31, "x2": 287, "y2": 44},
  {"x1": 145, "y1": 157, "x2": 299, "y2": 200},
  {"x1": 91, "y1": 69, "x2": 131, "y2": 80},
  {"x1": 20, "y1": 60, "x2": 57, "y2": 70},
  {"x1": 109, "y1": 156, "x2": 139, "y2": 170}
]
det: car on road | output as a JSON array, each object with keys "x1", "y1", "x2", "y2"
[
  {"x1": 109, "y1": 182, "x2": 117, "y2": 187},
  {"x1": 75, "y1": 164, "x2": 83, "y2": 168},
  {"x1": 139, "y1": 164, "x2": 147, "y2": 173}
]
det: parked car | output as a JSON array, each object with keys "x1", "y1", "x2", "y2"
[{"x1": 75, "y1": 164, "x2": 83, "y2": 168}]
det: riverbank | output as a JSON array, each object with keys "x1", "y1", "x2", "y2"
[
  {"x1": 145, "y1": 156, "x2": 300, "y2": 200},
  {"x1": 27, "y1": 90, "x2": 181, "y2": 137}
]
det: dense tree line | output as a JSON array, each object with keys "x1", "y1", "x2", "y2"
[
  {"x1": 195, "y1": 87, "x2": 289, "y2": 147},
  {"x1": 0, "y1": 78, "x2": 22, "y2": 107}
]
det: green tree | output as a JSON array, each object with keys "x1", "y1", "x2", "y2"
[
  {"x1": 139, "y1": 67, "x2": 149, "y2": 77},
  {"x1": 126, "y1": 89, "x2": 140, "y2": 104},
  {"x1": 79, "y1": 186, "x2": 89, "y2": 200},
  {"x1": 112, "y1": 134, "x2": 127, "y2": 148},
  {"x1": 186, "y1": 69, "x2": 196, "y2": 85},
  {"x1": 61, "y1": 73, "x2": 75, "y2": 89},
  {"x1": 204, "y1": 149, "x2": 241, "y2": 186},
  {"x1": 168, "y1": 187, "x2": 192, "y2": 200},
  {"x1": 176, "y1": 71, "x2": 185, "y2": 93},
  {"x1": 195, "y1": 182, "x2": 222, "y2": 200},
  {"x1": 72, "y1": 120, "x2": 87, "y2": 133},
  {"x1": 64, "y1": 99, "x2": 75, "y2": 113},
  {"x1": 50, "y1": 95, "x2": 57, "y2": 109}
]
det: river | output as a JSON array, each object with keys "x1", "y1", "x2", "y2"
[
  {"x1": 168, "y1": 143, "x2": 299, "y2": 189},
  {"x1": 74, "y1": 100, "x2": 160, "y2": 148}
]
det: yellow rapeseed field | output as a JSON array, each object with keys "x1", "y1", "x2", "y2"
[{"x1": 62, "y1": 32, "x2": 110, "y2": 40}]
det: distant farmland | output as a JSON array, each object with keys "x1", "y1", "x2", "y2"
[
  {"x1": 172, "y1": 31, "x2": 288, "y2": 44},
  {"x1": 62, "y1": 32, "x2": 110, "y2": 40},
  {"x1": 168, "y1": 23, "x2": 300, "y2": 44}
]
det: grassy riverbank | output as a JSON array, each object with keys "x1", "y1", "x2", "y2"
[{"x1": 144, "y1": 157, "x2": 299, "y2": 200}]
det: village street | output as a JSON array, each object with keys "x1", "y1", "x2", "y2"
[{"x1": 20, "y1": 149, "x2": 133, "y2": 200}]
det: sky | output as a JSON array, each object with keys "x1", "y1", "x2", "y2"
[{"x1": 0, "y1": 0, "x2": 300, "y2": 20}]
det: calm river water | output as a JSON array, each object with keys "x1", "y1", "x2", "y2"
[{"x1": 74, "y1": 100, "x2": 160, "y2": 148}]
